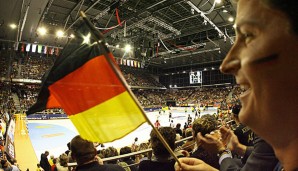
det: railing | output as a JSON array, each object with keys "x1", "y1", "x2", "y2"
[{"x1": 67, "y1": 136, "x2": 193, "y2": 169}]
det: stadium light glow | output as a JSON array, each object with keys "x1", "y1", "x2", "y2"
[
  {"x1": 37, "y1": 27, "x2": 47, "y2": 36},
  {"x1": 124, "y1": 44, "x2": 132, "y2": 52},
  {"x1": 82, "y1": 33, "x2": 91, "y2": 44},
  {"x1": 70, "y1": 34, "x2": 75, "y2": 38},
  {"x1": 228, "y1": 17, "x2": 234, "y2": 22},
  {"x1": 9, "y1": 24, "x2": 17, "y2": 29},
  {"x1": 56, "y1": 30, "x2": 64, "y2": 38},
  {"x1": 215, "y1": 0, "x2": 221, "y2": 4}
]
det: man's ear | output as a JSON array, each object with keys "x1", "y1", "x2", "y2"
[
  {"x1": 193, "y1": 131, "x2": 202, "y2": 145},
  {"x1": 192, "y1": 130, "x2": 196, "y2": 139}
]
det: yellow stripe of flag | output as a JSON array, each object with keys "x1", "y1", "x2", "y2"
[{"x1": 69, "y1": 91, "x2": 146, "y2": 142}]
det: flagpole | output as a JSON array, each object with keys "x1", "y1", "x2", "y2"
[{"x1": 79, "y1": 11, "x2": 181, "y2": 167}]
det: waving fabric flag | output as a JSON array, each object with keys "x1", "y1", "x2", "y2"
[{"x1": 27, "y1": 19, "x2": 146, "y2": 143}]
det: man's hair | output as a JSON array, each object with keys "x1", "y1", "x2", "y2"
[
  {"x1": 192, "y1": 114, "x2": 218, "y2": 137},
  {"x1": 185, "y1": 128, "x2": 193, "y2": 139},
  {"x1": 138, "y1": 143, "x2": 149, "y2": 151},
  {"x1": 235, "y1": 0, "x2": 298, "y2": 34},
  {"x1": 150, "y1": 127, "x2": 176, "y2": 157},
  {"x1": 264, "y1": 0, "x2": 298, "y2": 34},
  {"x1": 59, "y1": 153, "x2": 69, "y2": 167},
  {"x1": 70, "y1": 135, "x2": 95, "y2": 163},
  {"x1": 120, "y1": 146, "x2": 132, "y2": 160},
  {"x1": 120, "y1": 146, "x2": 132, "y2": 155},
  {"x1": 11, "y1": 159, "x2": 16, "y2": 165},
  {"x1": 232, "y1": 105, "x2": 241, "y2": 116},
  {"x1": 101, "y1": 147, "x2": 119, "y2": 158},
  {"x1": 0, "y1": 160, "x2": 6, "y2": 166},
  {"x1": 67, "y1": 142, "x2": 71, "y2": 150}
]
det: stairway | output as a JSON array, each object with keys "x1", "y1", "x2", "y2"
[
  {"x1": 12, "y1": 93, "x2": 21, "y2": 111},
  {"x1": 227, "y1": 90, "x2": 233, "y2": 101}
]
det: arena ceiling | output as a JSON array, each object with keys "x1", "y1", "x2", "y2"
[{"x1": 0, "y1": 0, "x2": 237, "y2": 68}]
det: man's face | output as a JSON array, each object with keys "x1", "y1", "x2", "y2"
[{"x1": 220, "y1": 0, "x2": 298, "y2": 140}]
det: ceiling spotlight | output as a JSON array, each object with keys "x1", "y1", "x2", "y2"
[
  {"x1": 191, "y1": 8, "x2": 195, "y2": 15},
  {"x1": 233, "y1": 24, "x2": 236, "y2": 28},
  {"x1": 228, "y1": 17, "x2": 234, "y2": 22},
  {"x1": 116, "y1": 44, "x2": 120, "y2": 48},
  {"x1": 82, "y1": 33, "x2": 91, "y2": 44},
  {"x1": 124, "y1": 44, "x2": 132, "y2": 52},
  {"x1": 9, "y1": 24, "x2": 17, "y2": 29},
  {"x1": 37, "y1": 27, "x2": 47, "y2": 36},
  {"x1": 223, "y1": 9, "x2": 228, "y2": 13},
  {"x1": 215, "y1": 0, "x2": 221, "y2": 4},
  {"x1": 56, "y1": 30, "x2": 64, "y2": 38},
  {"x1": 70, "y1": 34, "x2": 75, "y2": 38}
]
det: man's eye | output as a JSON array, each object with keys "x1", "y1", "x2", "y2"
[
  {"x1": 244, "y1": 33, "x2": 253, "y2": 38},
  {"x1": 242, "y1": 33, "x2": 254, "y2": 44}
]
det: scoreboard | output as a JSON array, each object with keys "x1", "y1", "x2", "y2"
[{"x1": 189, "y1": 71, "x2": 202, "y2": 84}]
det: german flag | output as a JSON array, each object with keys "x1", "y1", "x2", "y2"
[{"x1": 27, "y1": 23, "x2": 146, "y2": 143}]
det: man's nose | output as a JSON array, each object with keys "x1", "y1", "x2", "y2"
[{"x1": 220, "y1": 46, "x2": 241, "y2": 74}]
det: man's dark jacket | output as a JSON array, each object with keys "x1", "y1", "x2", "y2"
[{"x1": 220, "y1": 136, "x2": 279, "y2": 171}]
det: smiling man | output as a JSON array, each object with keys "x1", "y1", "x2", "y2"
[
  {"x1": 220, "y1": 0, "x2": 298, "y2": 170},
  {"x1": 174, "y1": 0, "x2": 298, "y2": 171}
]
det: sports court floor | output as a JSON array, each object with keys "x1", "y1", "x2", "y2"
[{"x1": 27, "y1": 107, "x2": 217, "y2": 160}]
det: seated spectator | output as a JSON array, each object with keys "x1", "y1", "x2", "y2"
[
  {"x1": 138, "y1": 127, "x2": 176, "y2": 171},
  {"x1": 56, "y1": 153, "x2": 68, "y2": 171},
  {"x1": 100, "y1": 147, "x2": 119, "y2": 164},
  {"x1": 181, "y1": 128, "x2": 195, "y2": 154},
  {"x1": 191, "y1": 114, "x2": 220, "y2": 169},
  {"x1": 231, "y1": 105, "x2": 254, "y2": 146},
  {"x1": 119, "y1": 146, "x2": 137, "y2": 171},
  {"x1": 134, "y1": 143, "x2": 150, "y2": 164},
  {"x1": 0, "y1": 137, "x2": 4, "y2": 156},
  {"x1": 70, "y1": 135, "x2": 124, "y2": 171},
  {"x1": 175, "y1": 123, "x2": 183, "y2": 137},
  {"x1": 1, "y1": 159, "x2": 12, "y2": 171},
  {"x1": 175, "y1": 134, "x2": 184, "y2": 148},
  {"x1": 10, "y1": 159, "x2": 20, "y2": 171}
]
